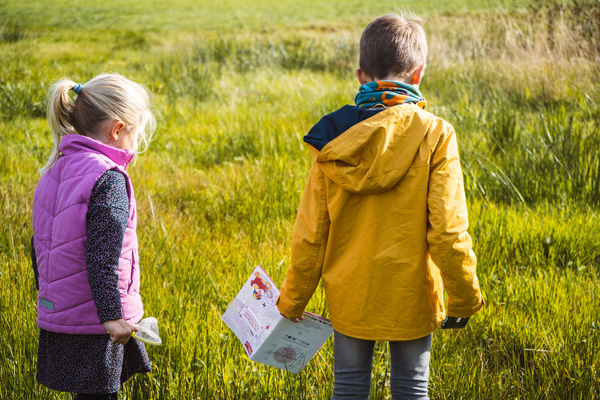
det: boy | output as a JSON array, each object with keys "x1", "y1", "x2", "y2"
[{"x1": 276, "y1": 13, "x2": 484, "y2": 400}]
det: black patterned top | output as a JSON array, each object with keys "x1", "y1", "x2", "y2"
[{"x1": 31, "y1": 169, "x2": 151, "y2": 394}]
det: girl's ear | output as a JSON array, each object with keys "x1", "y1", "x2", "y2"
[{"x1": 109, "y1": 121, "x2": 126, "y2": 142}]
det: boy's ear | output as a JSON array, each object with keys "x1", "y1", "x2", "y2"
[
  {"x1": 411, "y1": 65, "x2": 426, "y2": 85},
  {"x1": 356, "y1": 69, "x2": 373, "y2": 85}
]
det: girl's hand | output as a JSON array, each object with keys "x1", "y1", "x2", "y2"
[{"x1": 103, "y1": 319, "x2": 138, "y2": 345}]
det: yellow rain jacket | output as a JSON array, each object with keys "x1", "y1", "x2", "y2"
[{"x1": 277, "y1": 104, "x2": 484, "y2": 341}]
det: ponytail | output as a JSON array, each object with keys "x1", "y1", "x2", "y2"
[
  {"x1": 39, "y1": 74, "x2": 156, "y2": 175},
  {"x1": 40, "y1": 80, "x2": 78, "y2": 174}
]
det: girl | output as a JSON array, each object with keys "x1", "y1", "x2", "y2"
[{"x1": 31, "y1": 74, "x2": 156, "y2": 400}]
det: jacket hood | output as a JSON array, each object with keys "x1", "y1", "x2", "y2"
[{"x1": 309, "y1": 105, "x2": 434, "y2": 194}]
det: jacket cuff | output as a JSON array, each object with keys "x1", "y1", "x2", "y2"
[
  {"x1": 447, "y1": 296, "x2": 485, "y2": 318},
  {"x1": 276, "y1": 293, "x2": 305, "y2": 319}
]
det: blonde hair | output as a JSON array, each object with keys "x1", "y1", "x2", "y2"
[
  {"x1": 41, "y1": 73, "x2": 156, "y2": 174},
  {"x1": 359, "y1": 13, "x2": 428, "y2": 79}
]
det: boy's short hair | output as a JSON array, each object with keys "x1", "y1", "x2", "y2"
[{"x1": 359, "y1": 13, "x2": 428, "y2": 80}]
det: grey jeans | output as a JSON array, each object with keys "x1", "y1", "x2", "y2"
[{"x1": 331, "y1": 330, "x2": 432, "y2": 400}]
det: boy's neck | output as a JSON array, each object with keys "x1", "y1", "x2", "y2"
[{"x1": 356, "y1": 66, "x2": 425, "y2": 88}]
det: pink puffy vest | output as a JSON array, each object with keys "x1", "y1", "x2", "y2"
[{"x1": 32, "y1": 134, "x2": 143, "y2": 334}]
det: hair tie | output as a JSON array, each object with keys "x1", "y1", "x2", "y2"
[{"x1": 72, "y1": 83, "x2": 82, "y2": 95}]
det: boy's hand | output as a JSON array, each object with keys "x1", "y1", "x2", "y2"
[
  {"x1": 103, "y1": 319, "x2": 138, "y2": 344},
  {"x1": 441, "y1": 316, "x2": 470, "y2": 329},
  {"x1": 280, "y1": 313, "x2": 304, "y2": 323}
]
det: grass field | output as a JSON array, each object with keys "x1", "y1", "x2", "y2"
[{"x1": 2, "y1": 0, "x2": 600, "y2": 398}]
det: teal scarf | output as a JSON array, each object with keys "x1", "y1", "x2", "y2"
[{"x1": 354, "y1": 81, "x2": 426, "y2": 109}]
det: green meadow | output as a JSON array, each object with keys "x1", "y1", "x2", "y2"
[{"x1": 2, "y1": 0, "x2": 600, "y2": 398}]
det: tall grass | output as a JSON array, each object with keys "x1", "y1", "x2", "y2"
[{"x1": 1, "y1": 0, "x2": 600, "y2": 399}]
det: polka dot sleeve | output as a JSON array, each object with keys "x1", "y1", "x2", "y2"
[{"x1": 86, "y1": 169, "x2": 130, "y2": 323}]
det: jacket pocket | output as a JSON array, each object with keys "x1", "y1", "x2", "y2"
[{"x1": 127, "y1": 250, "x2": 140, "y2": 295}]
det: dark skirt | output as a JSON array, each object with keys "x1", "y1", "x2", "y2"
[{"x1": 36, "y1": 329, "x2": 152, "y2": 394}]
